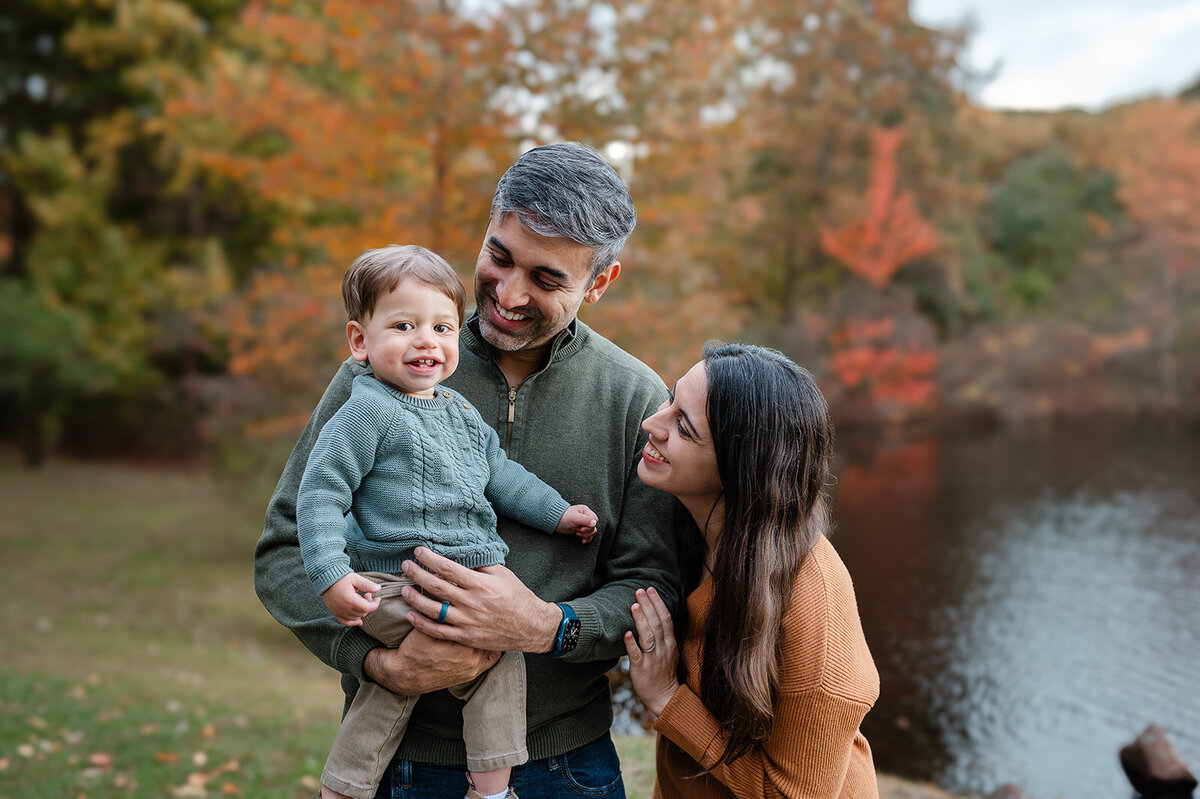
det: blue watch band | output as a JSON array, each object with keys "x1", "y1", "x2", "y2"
[{"x1": 551, "y1": 602, "x2": 580, "y2": 657}]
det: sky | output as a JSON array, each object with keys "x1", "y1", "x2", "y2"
[{"x1": 910, "y1": 0, "x2": 1200, "y2": 111}]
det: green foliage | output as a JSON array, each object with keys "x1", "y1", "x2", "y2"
[
  {"x1": 982, "y1": 147, "x2": 1121, "y2": 308},
  {"x1": 0, "y1": 0, "x2": 249, "y2": 463}
]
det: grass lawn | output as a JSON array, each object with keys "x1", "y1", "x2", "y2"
[{"x1": 0, "y1": 454, "x2": 655, "y2": 798}]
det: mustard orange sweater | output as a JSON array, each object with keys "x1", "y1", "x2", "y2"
[{"x1": 653, "y1": 536, "x2": 880, "y2": 799}]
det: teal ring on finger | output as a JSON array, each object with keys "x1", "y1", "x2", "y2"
[{"x1": 438, "y1": 601, "x2": 449, "y2": 623}]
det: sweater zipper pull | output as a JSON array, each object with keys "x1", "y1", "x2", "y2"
[{"x1": 506, "y1": 388, "x2": 516, "y2": 450}]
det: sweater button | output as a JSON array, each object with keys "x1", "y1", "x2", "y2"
[
  {"x1": 443, "y1": 392, "x2": 451, "y2": 398},
  {"x1": 462, "y1": 403, "x2": 471, "y2": 409}
]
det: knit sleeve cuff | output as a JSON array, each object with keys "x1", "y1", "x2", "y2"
[
  {"x1": 333, "y1": 626, "x2": 380, "y2": 682},
  {"x1": 538, "y1": 495, "x2": 572, "y2": 534},
  {"x1": 653, "y1": 684, "x2": 728, "y2": 769},
  {"x1": 309, "y1": 560, "x2": 353, "y2": 596}
]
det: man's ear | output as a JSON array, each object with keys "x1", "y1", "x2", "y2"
[
  {"x1": 347, "y1": 321, "x2": 369, "y2": 361},
  {"x1": 583, "y1": 262, "x2": 621, "y2": 304}
]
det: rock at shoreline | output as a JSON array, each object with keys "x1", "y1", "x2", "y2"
[
  {"x1": 987, "y1": 784, "x2": 1033, "y2": 799},
  {"x1": 1120, "y1": 724, "x2": 1198, "y2": 797}
]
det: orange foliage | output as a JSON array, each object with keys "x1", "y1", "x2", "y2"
[
  {"x1": 819, "y1": 128, "x2": 938, "y2": 289},
  {"x1": 1108, "y1": 99, "x2": 1200, "y2": 270},
  {"x1": 829, "y1": 316, "x2": 937, "y2": 412}
]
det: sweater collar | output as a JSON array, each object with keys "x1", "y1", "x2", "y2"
[
  {"x1": 352, "y1": 369, "x2": 454, "y2": 409},
  {"x1": 461, "y1": 312, "x2": 589, "y2": 368}
]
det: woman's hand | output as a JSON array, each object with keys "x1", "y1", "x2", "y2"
[{"x1": 623, "y1": 587, "x2": 681, "y2": 716}]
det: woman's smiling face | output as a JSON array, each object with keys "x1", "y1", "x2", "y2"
[{"x1": 638, "y1": 361, "x2": 722, "y2": 519}]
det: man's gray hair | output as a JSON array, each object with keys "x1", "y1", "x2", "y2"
[{"x1": 490, "y1": 142, "x2": 636, "y2": 276}]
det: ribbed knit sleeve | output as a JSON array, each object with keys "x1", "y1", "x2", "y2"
[
  {"x1": 481, "y1": 422, "x2": 571, "y2": 533},
  {"x1": 653, "y1": 538, "x2": 880, "y2": 799},
  {"x1": 655, "y1": 684, "x2": 876, "y2": 799},
  {"x1": 297, "y1": 385, "x2": 396, "y2": 594}
]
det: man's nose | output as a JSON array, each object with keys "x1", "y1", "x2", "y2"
[{"x1": 495, "y1": 276, "x2": 529, "y2": 309}]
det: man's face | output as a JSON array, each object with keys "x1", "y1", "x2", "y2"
[{"x1": 473, "y1": 214, "x2": 617, "y2": 352}]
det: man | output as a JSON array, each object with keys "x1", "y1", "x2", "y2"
[{"x1": 254, "y1": 142, "x2": 680, "y2": 798}]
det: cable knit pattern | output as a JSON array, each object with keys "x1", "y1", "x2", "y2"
[
  {"x1": 297, "y1": 374, "x2": 569, "y2": 594},
  {"x1": 653, "y1": 536, "x2": 880, "y2": 799}
]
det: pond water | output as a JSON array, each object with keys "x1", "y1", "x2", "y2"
[{"x1": 831, "y1": 418, "x2": 1200, "y2": 799}]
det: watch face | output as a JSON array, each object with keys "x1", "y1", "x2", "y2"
[{"x1": 561, "y1": 619, "x2": 581, "y2": 652}]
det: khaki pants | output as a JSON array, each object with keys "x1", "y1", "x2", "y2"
[{"x1": 321, "y1": 572, "x2": 528, "y2": 799}]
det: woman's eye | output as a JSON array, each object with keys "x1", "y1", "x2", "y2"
[{"x1": 676, "y1": 419, "x2": 690, "y2": 438}]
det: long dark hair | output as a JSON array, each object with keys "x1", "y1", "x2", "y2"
[{"x1": 683, "y1": 342, "x2": 835, "y2": 764}]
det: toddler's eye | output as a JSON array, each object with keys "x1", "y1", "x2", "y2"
[{"x1": 394, "y1": 322, "x2": 413, "y2": 331}]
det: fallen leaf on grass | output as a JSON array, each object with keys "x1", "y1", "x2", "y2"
[
  {"x1": 299, "y1": 775, "x2": 320, "y2": 791},
  {"x1": 201, "y1": 723, "x2": 218, "y2": 739},
  {"x1": 214, "y1": 759, "x2": 240, "y2": 775},
  {"x1": 192, "y1": 751, "x2": 209, "y2": 766},
  {"x1": 28, "y1": 716, "x2": 48, "y2": 730},
  {"x1": 221, "y1": 783, "x2": 240, "y2": 795},
  {"x1": 170, "y1": 785, "x2": 207, "y2": 798},
  {"x1": 141, "y1": 723, "x2": 160, "y2": 735},
  {"x1": 157, "y1": 752, "x2": 180, "y2": 764},
  {"x1": 0, "y1": 757, "x2": 10, "y2": 770},
  {"x1": 88, "y1": 752, "x2": 112, "y2": 769},
  {"x1": 18, "y1": 744, "x2": 35, "y2": 758},
  {"x1": 70, "y1": 685, "x2": 87, "y2": 700},
  {"x1": 187, "y1": 772, "x2": 209, "y2": 787}
]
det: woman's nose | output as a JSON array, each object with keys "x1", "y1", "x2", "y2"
[{"x1": 642, "y1": 405, "x2": 666, "y2": 435}]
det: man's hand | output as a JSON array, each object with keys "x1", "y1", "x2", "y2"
[
  {"x1": 364, "y1": 629, "x2": 500, "y2": 695},
  {"x1": 321, "y1": 572, "x2": 382, "y2": 626},
  {"x1": 400, "y1": 547, "x2": 562, "y2": 653}
]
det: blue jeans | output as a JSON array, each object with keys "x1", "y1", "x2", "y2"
[{"x1": 373, "y1": 733, "x2": 626, "y2": 799}]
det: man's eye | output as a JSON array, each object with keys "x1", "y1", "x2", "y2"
[{"x1": 489, "y1": 252, "x2": 511, "y2": 268}]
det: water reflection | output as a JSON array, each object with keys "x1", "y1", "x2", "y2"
[{"x1": 832, "y1": 419, "x2": 1200, "y2": 799}]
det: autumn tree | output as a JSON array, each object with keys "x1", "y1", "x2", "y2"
[
  {"x1": 1105, "y1": 98, "x2": 1200, "y2": 404},
  {"x1": 820, "y1": 126, "x2": 937, "y2": 289},
  {"x1": 0, "y1": 0, "x2": 244, "y2": 464},
  {"x1": 730, "y1": 0, "x2": 966, "y2": 338},
  {"x1": 166, "y1": 0, "x2": 524, "y2": 434}
]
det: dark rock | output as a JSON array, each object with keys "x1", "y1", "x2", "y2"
[
  {"x1": 1120, "y1": 724, "x2": 1198, "y2": 797},
  {"x1": 987, "y1": 783, "x2": 1033, "y2": 799}
]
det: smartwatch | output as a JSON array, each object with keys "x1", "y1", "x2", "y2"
[{"x1": 550, "y1": 602, "x2": 580, "y2": 657}]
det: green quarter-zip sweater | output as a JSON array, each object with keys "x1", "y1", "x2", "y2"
[{"x1": 254, "y1": 315, "x2": 681, "y2": 764}]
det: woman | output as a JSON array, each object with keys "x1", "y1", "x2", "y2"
[{"x1": 624, "y1": 343, "x2": 879, "y2": 799}]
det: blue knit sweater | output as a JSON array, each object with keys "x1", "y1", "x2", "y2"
[{"x1": 297, "y1": 374, "x2": 570, "y2": 595}]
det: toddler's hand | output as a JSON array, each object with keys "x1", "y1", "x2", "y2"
[
  {"x1": 321, "y1": 572, "x2": 382, "y2": 626},
  {"x1": 556, "y1": 504, "x2": 598, "y2": 543}
]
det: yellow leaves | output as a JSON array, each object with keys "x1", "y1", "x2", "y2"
[{"x1": 168, "y1": 757, "x2": 242, "y2": 797}]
